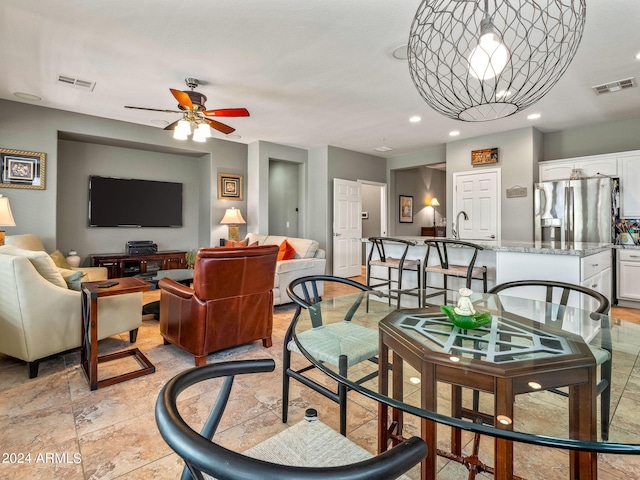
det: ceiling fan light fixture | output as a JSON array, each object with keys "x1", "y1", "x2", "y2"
[
  {"x1": 196, "y1": 123, "x2": 212, "y2": 138},
  {"x1": 176, "y1": 119, "x2": 192, "y2": 137},
  {"x1": 173, "y1": 129, "x2": 188, "y2": 140},
  {"x1": 192, "y1": 126, "x2": 208, "y2": 142}
]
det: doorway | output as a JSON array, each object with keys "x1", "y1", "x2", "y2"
[{"x1": 269, "y1": 159, "x2": 300, "y2": 237}]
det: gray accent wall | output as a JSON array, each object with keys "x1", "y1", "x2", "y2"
[
  {"x1": 543, "y1": 115, "x2": 640, "y2": 160},
  {"x1": 268, "y1": 159, "x2": 300, "y2": 237},
  {"x1": 446, "y1": 127, "x2": 540, "y2": 242},
  {"x1": 394, "y1": 167, "x2": 446, "y2": 236},
  {"x1": 0, "y1": 98, "x2": 247, "y2": 260},
  {"x1": 57, "y1": 140, "x2": 204, "y2": 261}
]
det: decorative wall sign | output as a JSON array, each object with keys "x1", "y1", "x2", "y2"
[
  {"x1": 217, "y1": 173, "x2": 243, "y2": 200},
  {"x1": 0, "y1": 148, "x2": 46, "y2": 189},
  {"x1": 399, "y1": 195, "x2": 413, "y2": 223},
  {"x1": 506, "y1": 186, "x2": 528, "y2": 198},
  {"x1": 471, "y1": 148, "x2": 498, "y2": 165}
]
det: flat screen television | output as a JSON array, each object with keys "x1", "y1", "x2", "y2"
[{"x1": 89, "y1": 176, "x2": 183, "y2": 227}]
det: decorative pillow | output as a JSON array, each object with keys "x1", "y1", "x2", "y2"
[
  {"x1": 0, "y1": 245, "x2": 67, "y2": 289},
  {"x1": 225, "y1": 239, "x2": 249, "y2": 247},
  {"x1": 277, "y1": 240, "x2": 296, "y2": 261},
  {"x1": 58, "y1": 268, "x2": 88, "y2": 291},
  {"x1": 50, "y1": 249, "x2": 72, "y2": 269}
]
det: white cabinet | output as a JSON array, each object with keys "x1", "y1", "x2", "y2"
[
  {"x1": 617, "y1": 249, "x2": 640, "y2": 301},
  {"x1": 619, "y1": 155, "x2": 640, "y2": 218},
  {"x1": 539, "y1": 155, "x2": 618, "y2": 182},
  {"x1": 539, "y1": 160, "x2": 574, "y2": 182}
]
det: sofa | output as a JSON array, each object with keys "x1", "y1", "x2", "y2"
[
  {"x1": 159, "y1": 245, "x2": 278, "y2": 365},
  {"x1": 0, "y1": 236, "x2": 143, "y2": 377},
  {"x1": 245, "y1": 233, "x2": 326, "y2": 305}
]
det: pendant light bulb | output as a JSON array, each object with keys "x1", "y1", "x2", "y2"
[{"x1": 468, "y1": 18, "x2": 510, "y2": 81}]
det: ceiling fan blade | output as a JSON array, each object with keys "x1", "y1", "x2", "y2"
[
  {"x1": 202, "y1": 108, "x2": 250, "y2": 117},
  {"x1": 125, "y1": 106, "x2": 183, "y2": 113},
  {"x1": 205, "y1": 118, "x2": 236, "y2": 135},
  {"x1": 164, "y1": 119, "x2": 181, "y2": 131},
  {"x1": 170, "y1": 89, "x2": 193, "y2": 111}
]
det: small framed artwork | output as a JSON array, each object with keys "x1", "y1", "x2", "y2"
[
  {"x1": 471, "y1": 148, "x2": 498, "y2": 165},
  {"x1": 0, "y1": 148, "x2": 46, "y2": 190},
  {"x1": 399, "y1": 195, "x2": 413, "y2": 223},
  {"x1": 217, "y1": 173, "x2": 243, "y2": 201}
]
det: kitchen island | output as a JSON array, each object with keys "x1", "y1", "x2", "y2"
[{"x1": 363, "y1": 237, "x2": 612, "y2": 308}]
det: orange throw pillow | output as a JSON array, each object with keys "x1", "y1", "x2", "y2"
[
  {"x1": 277, "y1": 240, "x2": 296, "y2": 261},
  {"x1": 225, "y1": 239, "x2": 248, "y2": 247}
]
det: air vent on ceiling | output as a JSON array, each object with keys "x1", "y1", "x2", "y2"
[
  {"x1": 592, "y1": 77, "x2": 636, "y2": 95},
  {"x1": 56, "y1": 74, "x2": 96, "y2": 91}
]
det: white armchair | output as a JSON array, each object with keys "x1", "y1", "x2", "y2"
[{"x1": 0, "y1": 252, "x2": 142, "y2": 378}]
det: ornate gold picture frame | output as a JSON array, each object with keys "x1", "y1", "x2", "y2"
[
  {"x1": 0, "y1": 148, "x2": 46, "y2": 190},
  {"x1": 217, "y1": 173, "x2": 243, "y2": 201}
]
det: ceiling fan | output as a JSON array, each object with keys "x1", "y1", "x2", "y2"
[{"x1": 124, "y1": 78, "x2": 249, "y2": 139}]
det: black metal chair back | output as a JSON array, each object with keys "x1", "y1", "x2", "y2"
[{"x1": 156, "y1": 359, "x2": 428, "y2": 480}]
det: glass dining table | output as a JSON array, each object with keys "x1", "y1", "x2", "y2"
[{"x1": 291, "y1": 288, "x2": 640, "y2": 480}]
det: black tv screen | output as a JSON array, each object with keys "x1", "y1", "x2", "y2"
[{"x1": 89, "y1": 176, "x2": 183, "y2": 227}]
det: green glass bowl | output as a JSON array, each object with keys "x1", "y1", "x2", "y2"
[{"x1": 440, "y1": 305, "x2": 492, "y2": 330}]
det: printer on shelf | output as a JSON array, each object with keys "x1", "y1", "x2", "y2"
[{"x1": 126, "y1": 240, "x2": 158, "y2": 255}]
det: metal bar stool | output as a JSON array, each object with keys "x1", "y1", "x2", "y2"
[
  {"x1": 422, "y1": 239, "x2": 487, "y2": 305},
  {"x1": 366, "y1": 237, "x2": 421, "y2": 307}
]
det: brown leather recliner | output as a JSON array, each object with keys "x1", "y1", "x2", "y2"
[{"x1": 158, "y1": 245, "x2": 278, "y2": 366}]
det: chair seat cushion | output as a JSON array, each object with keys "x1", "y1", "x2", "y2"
[
  {"x1": 231, "y1": 418, "x2": 408, "y2": 480},
  {"x1": 426, "y1": 264, "x2": 486, "y2": 278},
  {"x1": 287, "y1": 321, "x2": 378, "y2": 367},
  {"x1": 369, "y1": 257, "x2": 421, "y2": 269}
]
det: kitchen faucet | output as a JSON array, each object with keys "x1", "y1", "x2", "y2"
[{"x1": 452, "y1": 210, "x2": 469, "y2": 239}]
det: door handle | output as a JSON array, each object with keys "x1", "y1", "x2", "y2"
[
  {"x1": 334, "y1": 233, "x2": 342, "y2": 237},
  {"x1": 487, "y1": 235, "x2": 496, "y2": 239}
]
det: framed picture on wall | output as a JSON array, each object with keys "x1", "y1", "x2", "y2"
[
  {"x1": 0, "y1": 148, "x2": 46, "y2": 190},
  {"x1": 399, "y1": 195, "x2": 413, "y2": 223},
  {"x1": 217, "y1": 173, "x2": 243, "y2": 200}
]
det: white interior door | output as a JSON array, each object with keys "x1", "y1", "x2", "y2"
[
  {"x1": 454, "y1": 169, "x2": 500, "y2": 242},
  {"x1": 333, "y1": 178, "x2": 362, "y2": 277}
]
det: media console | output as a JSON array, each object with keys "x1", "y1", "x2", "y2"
[{"x1": 90, "y1": 250, "x2": 187, "y2": 279}]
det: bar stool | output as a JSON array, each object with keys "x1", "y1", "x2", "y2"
[
  {"x1": 366, "y1": 237, "x2": 421, "y2": 307},
  {"x1": 422, "y1": 239, "x2": 487, "y2": 305}
]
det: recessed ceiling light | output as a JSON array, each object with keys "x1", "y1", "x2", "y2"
[
  {"x1": 636, "y1": 52, "x2": 640, "y2": 60},
  {"x1": 374, "y1": 146, "x2": 394, "y2": 152},
  {"x1": 409, "y1": 115, "x2": 421, "y2": 123},
  {"x1": 227, "y1": 134, "x2": 242, "y2": 139},
  {"x1": 150, "y1": 119, "x2": 169, "y2": 126},
  {"x1": 527, "y1": 113, "x2": 541, "y2": 120},
  {"x1": 392, "y1": 44, "x2": 409, "y2": 60},
  {"x1": 13, "y1": 92, "x2": 41, "y2": 101},
  {"x1": 449, "y1": 130, "x2": 460, "y2": 136},
  {"x1": 496, "y1": 90, "x2": 512, "y2": 98}
]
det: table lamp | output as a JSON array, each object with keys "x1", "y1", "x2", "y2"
[
  {"x1": 429, "y1": 198, "x2": 440, "y2": 227},
  {"x1": 220, "y1": 207, "x2": 246, "y2": 241},
  {"x1": 0, "y1": 194, "x2": 16, "y2": 246}
]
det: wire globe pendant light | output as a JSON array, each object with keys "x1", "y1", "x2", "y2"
[{"x1": 408, "y1": 0, "x2": 586, "y2": 122}]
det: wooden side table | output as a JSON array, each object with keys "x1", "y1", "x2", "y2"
[{"x1": 81, "y1": 277, "x2": 154, "y2": 390}]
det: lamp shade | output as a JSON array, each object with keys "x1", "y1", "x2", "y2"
[
  {"x1": 429, "y1": 198, "x2": 440, "y2": 207},
  {"x1": 0, "y1": 195, "x2": 16, "y2": 226},
  {"x1": 220, "y1": 208, "x2": 246, "y2": 225}
]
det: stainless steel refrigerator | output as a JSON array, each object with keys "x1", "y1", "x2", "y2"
[{"x1": 534, "y1": 177, "x2": 618, "y2": 244}]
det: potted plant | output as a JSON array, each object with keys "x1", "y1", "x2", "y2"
[{"x1": 185, "y1": 249, "x2": 197, "y2": 269}]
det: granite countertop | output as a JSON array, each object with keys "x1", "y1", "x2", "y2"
[{"x1": 361, "y1": 237, "x2": 612, "y2": 257}]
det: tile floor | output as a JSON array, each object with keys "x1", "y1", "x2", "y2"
[{"x1": 1, "y1": 282, "x2": 640, "y2": 480}]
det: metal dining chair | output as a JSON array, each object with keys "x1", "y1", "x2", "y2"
[
  {"x1": 488, "y1": 280, "x2": 612, "y2": 441},
  {"x1": 283, "y1": 275, "x2": 379, "y2": 436},
  {"x1": 366, "y1": 237, "x2": 422, "y2": 307},
  {"x1": 156, "y1": 358, "x2": 428, "y2": 480}
]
